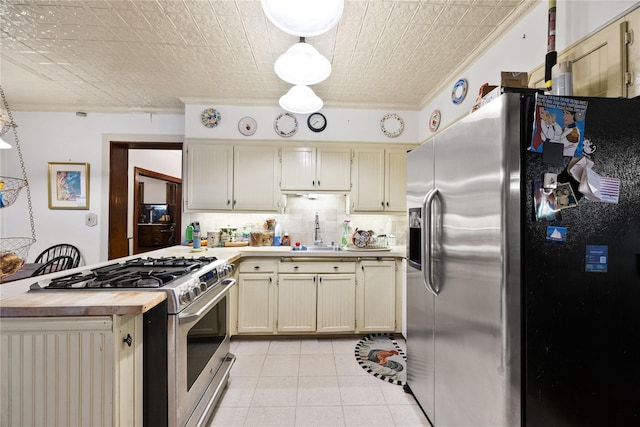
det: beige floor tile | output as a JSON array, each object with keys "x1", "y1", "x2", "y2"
[
  {"x1": 218, "y1": 376, "x2": 258, "y2": 408},
  {"x1": 342, "y1": 405, "x2": 395, "y2": 426},
  {"x1": 387, "y1": 404, "x2": 431, "y2": 426},
  {"x1": 299, "y1": 354, "x2": 337, "y2": 376},
  {"x1": 300, "y1": 338, "x2": 334, "y2": 355},
  {"x1": 244, "y1": 406, "x2": 296, "y2": 426},
  {"x1": 231, "y1": 354, "x2": 266, "y2": 377},
  {"x1": 261, "y1": 354, "x2": 300, "y2": 377},
  {"x1": 338, "y1": 375, "x2": 386, "y2": 406},
  {"x1": 233, "y1": 339, "x2": 271, "y2": 355},
  {"x1": 334, "y1": 354, "x2": 368, "y2": 376},
  {"x1": 295, "y1": 406, "x2": 345, "y2": 426},
  {"x1": 378, "y1": 381, "x2": 416, "y2": 405},
  {"x1": 332, "y1": 337, "x2": 359, "y2": 354},
  {"x1": 206, "y1": 406, "x2": 248, "y2": 427},
  {"x1": 251, "y1": 376, "x2": 298, "y2": 407},
  {"x1": 268, "y1": 339, "x2": 302, "y2": 355},
  {"x1": 297, "y1": 376, "x2": 341, "y2": 407}
]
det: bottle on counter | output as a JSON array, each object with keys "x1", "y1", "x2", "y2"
[
  {"x1": 281, "y1": 233, "x2": 290, "y2": 246},
  {"x1": 186, "y1": 224, "x2": 194, "y2": 243},
  {"x1": 274, "y1": 222, "x2": 282, "y2": 246},
  {"x1": 192, "y1": 222, "x2": 201, "y2": 249}
]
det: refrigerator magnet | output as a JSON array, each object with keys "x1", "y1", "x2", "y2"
[
  {"x1": 585, "y1": 245, "x2": 608, "y2": 273},
  {"x1": 546, "y1": 226, "x2": 567, "y2": 242}
]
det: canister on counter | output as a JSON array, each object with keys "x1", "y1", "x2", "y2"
[{"x1": 207, "y1": 231, "x2": 220, "y2": 247}]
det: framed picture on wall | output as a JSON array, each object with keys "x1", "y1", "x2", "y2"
[{"x1": 47, "y1": 162, "x2": 90, "y2": 209}]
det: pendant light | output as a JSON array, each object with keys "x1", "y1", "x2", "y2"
[
  {"x1": 274, "y1": 38, "x2": 331, "y2": 85},
  {"x1": 279, "y1": 85, "x2": 323, "y2": 114},
  {"x1": 261, "y1": 0, "x2": 344, "y2": 37}
]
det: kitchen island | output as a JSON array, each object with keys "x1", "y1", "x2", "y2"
[{"x1": 0, "y1": 245, "x2": 405, "y2": 427}]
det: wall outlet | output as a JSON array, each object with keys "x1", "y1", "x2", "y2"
[{"x1": 85, "y1": 213, "x2": 98, "y2": 227}]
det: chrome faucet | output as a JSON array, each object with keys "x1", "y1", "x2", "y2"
[{"x1": 313, "y1": 212, "x2": 322, "y2": 245}]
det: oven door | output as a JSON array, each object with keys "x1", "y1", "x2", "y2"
[{"x1": 168, "y1": 278, "x2": 236, "y2": 427}]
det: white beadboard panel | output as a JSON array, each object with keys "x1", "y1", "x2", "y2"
[
  {"x1": 317, "y1": 274, "x2": 356, "y2": 333},
  {"x1": 1, "y1": 317, "x2": 114, "y2": 427},
  {"x1": 277, "y1": 274, "x2": 317, "y2": 333}
]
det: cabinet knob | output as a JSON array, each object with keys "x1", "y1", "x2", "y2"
[
  {"x1": 312, "y1": 180, "x2": 315, "y2": 186},
  {"x1": 333, "y1": 266, "x2": 339, "y2": 270},
  {"x1": 293, "y1": 265, "x2": 299, "y2": 270},
  {"x1": 386, "y1": 202, "x2": 389, "y2": 207},
  {"x1": 254, "y1": 265, "x2": 260, "y2": 270},
  {"x1": 123, "y1": 334, "x2": 133, "y2": 347},
  {"x1": 318, "y1": 180, "x2": 321, "y2": 186},
  {"x1": 227, "y1": 200, "x2": 230, "y2": 205},
  {"x1": 381, "y1": 201, "x2": 384, "y2": 207}
]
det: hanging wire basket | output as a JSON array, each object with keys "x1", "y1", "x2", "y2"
[
  {"x1": 1, "y1": 237, "x2": 35, "y2": 279},
  {"x1": 0, "y1": 176, "x2": 27, "y2": 208}
]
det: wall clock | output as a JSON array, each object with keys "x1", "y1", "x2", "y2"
[
  {"x1": 429, "y1": 110, "x2": 441, "y2": 132},
  {"x1": 201, "y1": 108, "x2": 221, "y2": 128},
  {"x1": 380, "y1": 113, "x2": 404, "y2": 138},
  {"x1": 238, "y1": 116, "x2": 257, "y2": 136},
  {"x1": 274, "y1": 112, "x2": 298, "y2": 137},
  {"x1": 451, "y1": 79, "x2": 468, "y2": 105},
  {"x1": 307, "y1": 112, "x2": 327, "y2": 132}
]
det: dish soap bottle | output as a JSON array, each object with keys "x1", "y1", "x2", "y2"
[
  {"x1": 186, "y1": 224, "x2": 194, "y2": 244},
  {"x1": 274, "y1": 222, "x2": 282, "y2": 246},
  {"x1": 341, "y1": 219, "x2": 352, "y2": 247}
]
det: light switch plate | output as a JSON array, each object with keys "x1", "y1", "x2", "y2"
[{"x1": 85, "y1": 213, "x2": 98, "y2": 227}]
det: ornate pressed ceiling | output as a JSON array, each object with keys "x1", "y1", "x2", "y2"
[{"x1": 0, "y1": 0, "x2": 537, "y2": 113}]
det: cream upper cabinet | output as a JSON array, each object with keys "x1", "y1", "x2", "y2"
[
  {"x1": 356, "y1": 260, "x2": 396, "y2": 332},
  {"x1": 234, "y1": 145, "x2": 281, "y2": 211},
  {"x1": 185, "y1": 144, "x2": 280, "y2": 212},
  {"x1": 186, "y1": 144, "x2": 233, "y2": 210},
  {"x1": 280, "y1": 146, "x2": 350, "y2": 191},
  {"x1": 351, "y1": 147, "x2": 407, "y2": 212},
  {"x1": 529, "y1": 8, "x2": 640, "y2": 98}
]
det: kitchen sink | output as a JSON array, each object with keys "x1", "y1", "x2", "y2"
[{"x1": 304, "y1": 246, "x2": 343, "y2": 252}]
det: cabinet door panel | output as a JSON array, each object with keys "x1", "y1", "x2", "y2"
[
  {"x1": 281, "y1": 147, "x2": 316, "y2": 191},
  {"x1": 186, "y1": 145, "x2": 233, "y2": 210},
  {"x1": 317, "y1": 274, "x2": 356, "y2": 333},
  {"x1": 238, "y1": 274, "x2": 275, "y2": 333},
  {"x1": 385, "y1": 149, "x2": 407, "y2": 212},
  {"x1": 357, "y1": 261, "x2": 396, "y2": 332},
  {"x1": 277, "y1": 274, "x2": 317, "y2": 332},
  {"x1": 352, "y1": 148, "x2": 385, "y2": 211},
  {"x1": 317, "y1": 147, "x2": 351, "y2": 191},
  {"x1": 234, "y1": 146, "x2": 280, "y2": 211}
]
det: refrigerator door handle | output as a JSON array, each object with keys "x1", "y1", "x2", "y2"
[{"x1": 421, "y1": 188, "x2": 440, "y2": 296}]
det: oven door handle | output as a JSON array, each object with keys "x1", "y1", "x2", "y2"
[{"x1": 178, "y1": 278, "x2": 236, "y2": 325}]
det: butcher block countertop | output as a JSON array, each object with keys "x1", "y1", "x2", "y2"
[{"x1": 0, "y1": 291, "x2": 166, "y2": 317}]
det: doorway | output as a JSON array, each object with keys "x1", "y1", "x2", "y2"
[
  {"x1": 133, "y1": 167, "x2": 182, "y2": 254},
  {"x1": 109, "y1": 141, "x2": 183, "y2": 260}
]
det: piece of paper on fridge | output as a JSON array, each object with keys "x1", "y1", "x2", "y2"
[
  {"x1": 530, "y1": 94, "x2": 588, "y2": 156},
  {"x1": 577, "y1": 167, "x2": 621, "y2": 204}
]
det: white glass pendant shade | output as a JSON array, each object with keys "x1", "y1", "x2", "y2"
[
  {"x1": 275, "y1": 42, "x2": 331, "y2": 85},
  {"x1": 0, "y1": 135, "x2": 11, "y2": 149},
  {"x1": 279, "y1": 85, "x2": 323, "y2": 114},
  {"x1": 261, "y1": 0, "x2": 344, "y2": 37}
]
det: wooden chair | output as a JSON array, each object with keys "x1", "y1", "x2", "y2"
[
  {"x1": 30, "y1": 255, "x2": 75, "y2": 276},
  {"x1": 34, "y1": 244, "x2": 81, "y2": 268}
]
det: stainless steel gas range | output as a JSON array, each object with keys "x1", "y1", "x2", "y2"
[{"x1": 30, "y1": 255, "x2": 236, "y2": 427}]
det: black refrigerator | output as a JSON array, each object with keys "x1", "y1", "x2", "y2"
[{"x1": 405, "y1": 91, "x2": 640, "y2": 426}]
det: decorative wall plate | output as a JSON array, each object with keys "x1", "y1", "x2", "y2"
[
  {"x1": 352, "y1": 229, "x2": 371, "y2": 248},
  {"x1": 380, "y1": 113, "x2": 404, "y2": 138},
  {"x1": 274, "y1": 112, "x2": 298, "y2": 137},
  {"x1": 201, "y1": 108, "x2": 221, "y2": 128},
  {"x1": 451, "y1": 79, "x2": 468, "y2": 105},
  {"x1": 238, "y1": 116, "x2": 257, "y2": 136},
  {"x1": 429, "y1": 110, "x2": 441, "y2": 132}
]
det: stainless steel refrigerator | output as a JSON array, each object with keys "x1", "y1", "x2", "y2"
[{"x1": 405, "y1": 92, "x2": 640, "y2": 426}]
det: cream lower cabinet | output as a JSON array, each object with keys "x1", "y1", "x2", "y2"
[
  {"x1": 277, "y1": 274, "x2": 317, "y2": 332},
  {"x1": 0, "y1": 315, "x2": 142, "y2": 427},
  {"x1": 316, "y1": 274, "x2": 356, "y2": 333},
  {"x1": 357, "y1": 259, "x2": 397, "y2": 332},
  {"x1": 237, "y1": 259, "x2": 277, "y2": 333}
]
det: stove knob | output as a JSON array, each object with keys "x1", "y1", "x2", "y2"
[
  {"x1": 200, "y1": 282, "x2": 208, "y2": 292},
  {"x1": 192, "y1": 285, "x2": 201, "y2": 297},
  {"x1": 180, "y1": 290, "x2": 193, "y2": 304}
]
